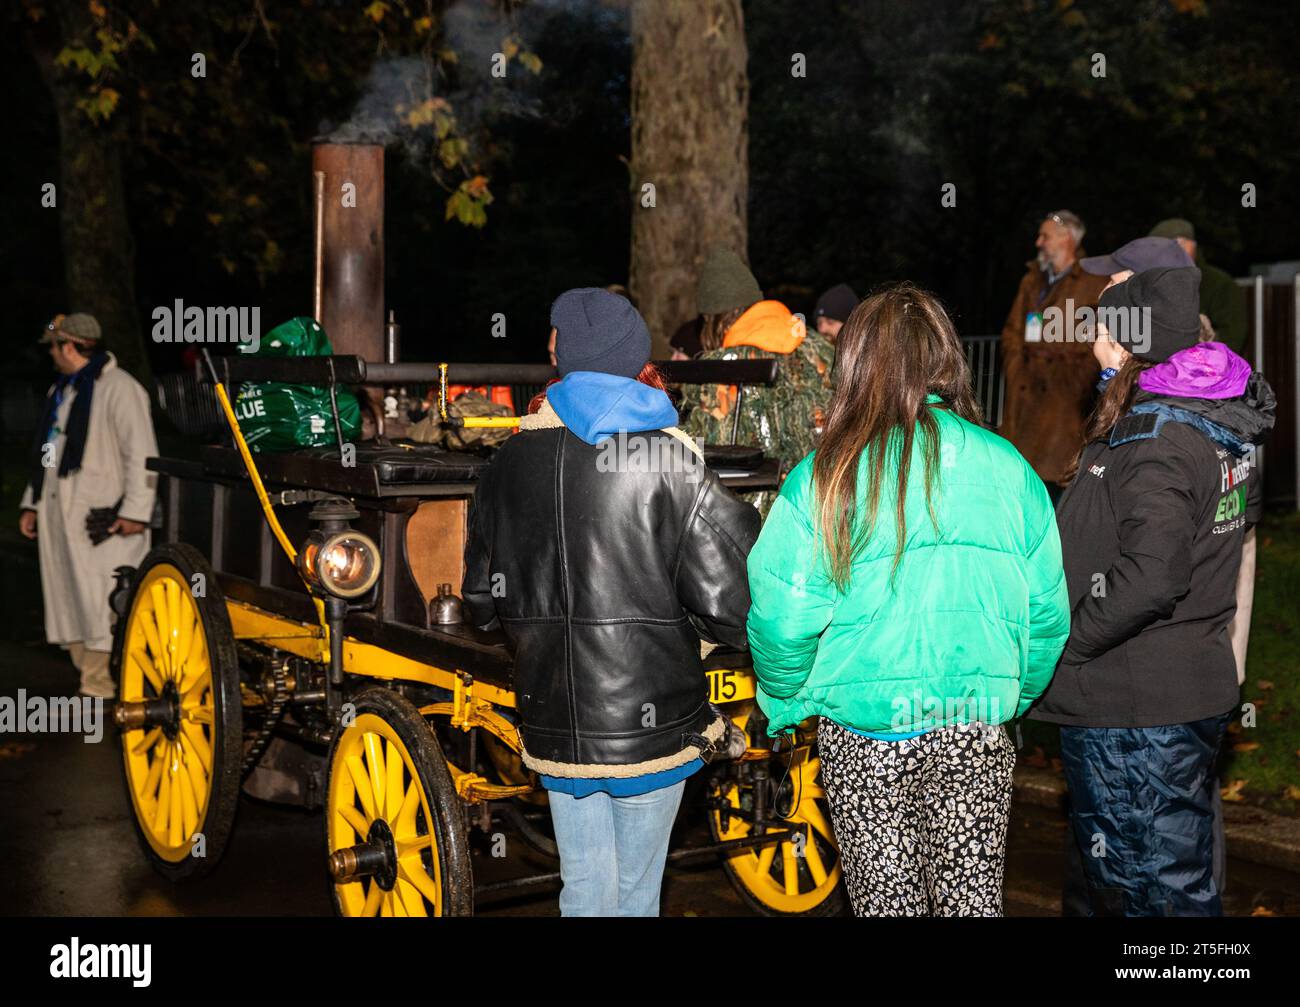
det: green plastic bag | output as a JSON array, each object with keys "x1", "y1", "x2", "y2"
[{"x1": 234, "y1": 317, "x2": 362, "y2": 452}]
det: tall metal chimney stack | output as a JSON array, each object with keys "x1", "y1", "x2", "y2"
[{"x1": 311, "y1": 141, "x2": 384, "y2": 364}]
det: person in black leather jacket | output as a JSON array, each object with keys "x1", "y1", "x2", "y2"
[{"x1": 463, "y1": 287, "x2": 759, "y2": 916}]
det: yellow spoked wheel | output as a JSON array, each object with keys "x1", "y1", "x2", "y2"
[
  {"x1": 111, "y1": 543, "x2": 242, "y2": 881},
  {"x1": 326, "y1": 689, "x2": 472, "y2": 917},
  {"x1": 708, "y1": 707, "x2": 846, "y2": 916}
]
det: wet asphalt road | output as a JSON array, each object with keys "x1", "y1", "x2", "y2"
[{"x1": 3, "y1": 635, "x2": 1299, "y2": 918}]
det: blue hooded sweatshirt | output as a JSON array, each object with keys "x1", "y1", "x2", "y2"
[
  {"x1": 537, "y1": 370, "x2": 704, "y2": 798},
  {"x1": 545, "y1": 371, "x2": 679, "y2": 445}
]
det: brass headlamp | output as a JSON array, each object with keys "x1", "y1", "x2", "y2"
[{"x1": 297, "y1": 500, "x2": 381, "y2": 599}]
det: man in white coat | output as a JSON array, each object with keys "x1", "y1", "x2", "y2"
[{"x1": 18, "y1": 313, "x2": 158, "y2": 699}]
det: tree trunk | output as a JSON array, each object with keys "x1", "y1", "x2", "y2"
[
  {"x1": 629, "y1": 0, "x2": 749, "y2": 356},
  {"x1": 32, "y1": 0, "x2": 148, "y2": 382}
]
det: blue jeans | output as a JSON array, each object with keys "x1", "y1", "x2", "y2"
[
  {"x1": 1060, "y1": 713, "x2": 1230, "y2": 916},
  {"x1": 547, "y1": 780, "x2": 686, "y2": 917}
]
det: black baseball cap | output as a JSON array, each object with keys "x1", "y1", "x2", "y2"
[{"x1": 1081, "y1": 236, "x2": 1193, "y2": 276}]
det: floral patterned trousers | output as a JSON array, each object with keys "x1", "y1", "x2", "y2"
[{"x1": 818, "y1": 717, "x2": 1016, "y2": 916}]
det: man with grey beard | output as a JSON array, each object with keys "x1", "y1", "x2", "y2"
[{"x1": 999, "y1": 210, "x2": 1109, "y2": 494}]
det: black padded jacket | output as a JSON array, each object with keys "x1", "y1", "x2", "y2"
[
  {"x1": 463, "y1": 425, "x2": 760, "y2": 776},
  {"x1": 1029, "y1": 376, "x2": 1274, "y2": 727}
]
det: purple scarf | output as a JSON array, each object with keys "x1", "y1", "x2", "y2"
[{"x1": 1138, "y1": 342, "x2": 1251, "y2": 399}]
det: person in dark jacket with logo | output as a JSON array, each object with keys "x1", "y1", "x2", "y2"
[
  {"x1": 1030, "y1": 266, "x2": 1275, "y2": 916},
  {"x1": 463, "y1": 287, "x2": 760, "y2": 917}
]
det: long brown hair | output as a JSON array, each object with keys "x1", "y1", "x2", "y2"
[
  {"x1": 699, "y1": 306, "x2": 748, "y2": 352},
  {"x1": 1063, "y1": 355, "x2": 1154, "y2": 482},
  {"x1": 813, "y1": 284, "x2": 982, "y2": 590}
]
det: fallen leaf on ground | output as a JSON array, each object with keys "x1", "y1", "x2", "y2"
[
  {"x1": 1231, "y1": 741, "x2": 1261, "y2": 753},
  {"x1": 1251, "y1": 906, "x2": 1277, "y2": 916},
  {"x1": 1221, "y1": 779, "x2": 1248, "y2": 802},
  {"x1": 1284, "y1": 785, "x2": 1300, "y2": 801},
  {"x1": 1256, "y1": 680, "x2": 1274, "y2": 690}
]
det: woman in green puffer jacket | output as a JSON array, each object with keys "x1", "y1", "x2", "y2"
[{"x1": 746, "y1": 283, "x2": 1070, "y2": 917}]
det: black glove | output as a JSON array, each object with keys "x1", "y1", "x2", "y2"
[{"x1": 86, "y1": 496, "x2": 124, "y2": 546}]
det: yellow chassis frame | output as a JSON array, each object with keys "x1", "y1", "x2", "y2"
[{"x1": 229, "y1": 600, "x2": 758, "y2": 804}]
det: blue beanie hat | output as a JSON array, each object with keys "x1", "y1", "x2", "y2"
[{"x1": 549, "y1": 287, "x2": 651, "y2": 378}]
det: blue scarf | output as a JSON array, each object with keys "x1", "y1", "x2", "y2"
[{"x1": 28, "y1": 351, "x2": 111, "y2": 505}]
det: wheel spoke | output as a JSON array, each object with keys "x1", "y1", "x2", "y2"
[
  {"x1": 139, "y1": 744, "x2": 166, "y2": 814},
  {"x1": 345, "y1": 755, "x2": 377, "y2": 821},
  {"x1": 129, "y1": 648, "x2": 164, "y2": 695},
  {"x1": 176, "y1": 754, "x2": 199, "y2": 839},
  {"x1": 397, "y1": 858, "x2": 440, "y2": 909},
  {"x1": 149, "y1": 584, "x2": 174, "y2": 678},
  {"x1": 178, "y1": 658, "x2": 206, "y2": 695},
  {"x1": 183, "y1": 742, "x2": 208, "y2": 811},
  {"x1": 181, "y1": 628, "x2": 207, "y2": 690},
  {"x1": 796, "y1": 798, "x2": 836, "y2": 844},
  {"x1": 180, "y1": 720, "x2": 212, "y2": 775},
  {"x1": 184, "y1": 705, "x2": 214, "y2": 725},
  {"x1": 395, "y1": 876, "x2": 429, "y2": 917},
  {"x1": 137, "y1": 603, "x2": 168, "y2": 681},
  {"x1": 167, "y1": 750, "x2": 184, "y2": 847},
  {"x1": 175, "y1": 606, "x2": 194, "y2": 683},
  {"x1": 363, "y1": 733, "x2": 386, "y2": 817},
  {"x1": 396, "y1": 834, "x2": 433, "y2": 858},
  {"x1": 337, "y1": 804, "x2": 369, "y2": 841},
  {"x1": 393, "y1": 781, "x2": 421, "y2": 840},
  {"x1": 181, "y1": 670, "x2": 212, "y2": 704},
  {"x1": 754, "y1": 840, "x2": 776, "y2": 878},
  {"x1": 781, "y1": 840, "x2": 799, "y2": 896},
  {"x1": 360, "y1": 882, "x2": 382, "y2": 917},
  {"x1": 384, "y1": 738, "x2": 404, "y2": 822},
  {"x1": 164, "y1": 579, "x2": 182, "y2": 670},
  {"x1": 131, "y1": 726, "x2": 162, "y2": 756},
  {"x1": 802, "y1": 825, "x2": 830, "y2": 887},
  {"x1": 153, "y1": 744, "x2": 173, "y2": 833}
]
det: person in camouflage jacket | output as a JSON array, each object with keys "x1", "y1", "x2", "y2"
[{"x1": 680, "y1": 248, "x2": 835, "y2": 515}]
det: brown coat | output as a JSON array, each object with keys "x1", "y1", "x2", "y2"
[{"x1": 999, "y1": 258, "x2": 1109, "y2": 484}]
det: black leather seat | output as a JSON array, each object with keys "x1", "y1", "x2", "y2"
[
  {"x1": 700, "y1": 444, "x2": 765, "y2": 470},
  {"x1": 292, "y1": 443, "x2": 493, "y2": 484}
]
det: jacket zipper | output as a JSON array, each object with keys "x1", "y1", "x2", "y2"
[{"x1": 553, "y1": 433, "x2": 580, "y2": 761}]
